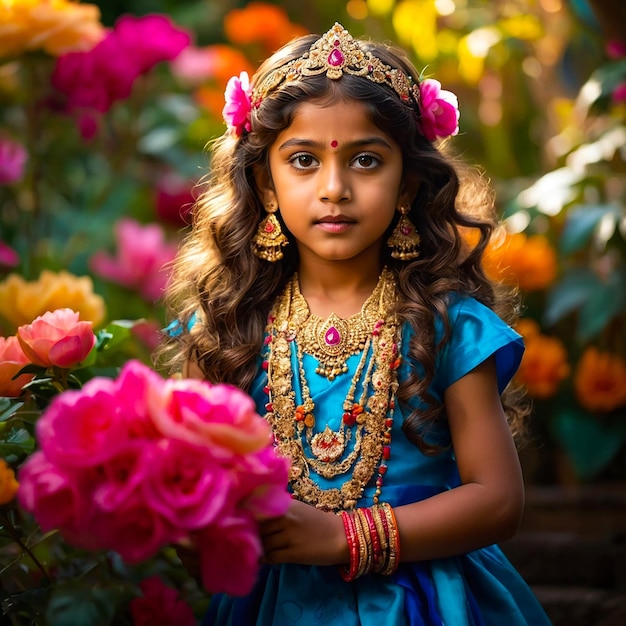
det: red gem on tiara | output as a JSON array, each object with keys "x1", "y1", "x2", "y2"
[{"x1": 328, "y1": 48, "x2": 344, "y2": 67}]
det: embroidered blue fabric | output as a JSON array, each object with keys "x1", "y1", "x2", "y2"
[{"x1": 202, "y1": 294, "x2": 552, "y2": 626}]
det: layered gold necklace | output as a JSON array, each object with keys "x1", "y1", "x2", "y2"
[{"x1": 263, "y1": 268, "x2": 401, "y2": 511}]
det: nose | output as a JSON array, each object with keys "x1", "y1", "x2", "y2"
[{"x1": 318, "y1": 161, "x2": 351, "y2": 203}]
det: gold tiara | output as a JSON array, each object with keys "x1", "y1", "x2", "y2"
[{"x1": 251, "y1": 23, "x2": 421, "y2": 110}]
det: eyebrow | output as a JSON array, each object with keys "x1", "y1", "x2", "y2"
[{"x1": 277, "y1": 137, "x2": 393, "y2": 151}]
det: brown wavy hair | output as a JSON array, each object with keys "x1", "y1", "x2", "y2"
[{"x1": 158, "y1": 32, "x2": 529, "y2": 450}]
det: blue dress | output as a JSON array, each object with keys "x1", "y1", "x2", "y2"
[{"x1": 203, "y1": 294, "x2": 552, "y2": 626}]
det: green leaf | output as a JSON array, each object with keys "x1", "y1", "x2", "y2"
[
  {"x1": 0, "y1": 398, "x2": 23, "y2": 422},
  {"x1": 551, "y1": 407, "x2": 626, "y2": 479},
  {"x1": 559, "y1": 204, "x2": 618, "y2": 255},
  {"x1": 577, "y1": 59, "x2": 626, "y2": 108},
  {"x1": 46, "y1": 585, "x2": 128, "y2": 626},
  {"x1": 578, "y1": 270, "x2": 626, "y2": 340},
  {"x1": 543, "y1": 269, "x2": 598, "y2": 326}
]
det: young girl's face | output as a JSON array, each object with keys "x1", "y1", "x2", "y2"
[{"x1": 264, "y1": 97, "x2": 406, "y2": 268}]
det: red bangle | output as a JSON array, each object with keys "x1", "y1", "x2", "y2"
[
  {"x1": 362, "y1": 507, "x2": 383, "y2": 569},
  {"x1": 339, "y1": 511, "x2": 360, "y2": 582}
]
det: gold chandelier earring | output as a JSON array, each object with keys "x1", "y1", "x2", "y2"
[
  {"x1": 253, "y1": 200, "x2": 289, "y2": 262},
  {"x1": 387, "y1": 204, "x2": 420, "y2": 260}
]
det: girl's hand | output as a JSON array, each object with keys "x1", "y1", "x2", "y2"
[{"x1": 259, "y1": 499, "x2": 349, "y2": 567}]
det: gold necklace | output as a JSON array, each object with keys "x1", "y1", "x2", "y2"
[
  {"x1": 295, "y1": 276, "x2": 388, "y2": 380},
  {"x1": 263, "y1": 268, "x2": 401, "y2": 511}
]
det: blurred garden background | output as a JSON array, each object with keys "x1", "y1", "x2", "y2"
[{"x1": 1, "y1": 0, "x2": 625, "y2": 624}]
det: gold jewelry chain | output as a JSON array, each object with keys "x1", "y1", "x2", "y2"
[{"x1": 263, "y1": 269, "x2": 401, "y2": 511}]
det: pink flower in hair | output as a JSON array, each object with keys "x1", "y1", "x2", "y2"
[
  {"x1": 222, "y1": 71, "x2": 252, "y2": 136},
  {"x1": 418, "y1": 78, "x2": 460, "y2": 142}
]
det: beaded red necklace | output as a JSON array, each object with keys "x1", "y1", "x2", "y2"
[{"x1": 262, "y1": 269, "x2": 401, "y2": 511}]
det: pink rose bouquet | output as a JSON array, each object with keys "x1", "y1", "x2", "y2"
[{"x1": 18, "y1": 359, "x2": 291, "y2": 596}]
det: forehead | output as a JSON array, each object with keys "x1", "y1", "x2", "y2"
[{"x1": 273, "y1": 98, "x2": 395, "y2": 146}]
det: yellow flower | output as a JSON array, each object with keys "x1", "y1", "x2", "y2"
[
  {"x1": 483, "y1": 232, "x2": 558, "y2": 292},
  {"x1": 0, "y1": 270, "x2": 106, "y2": 330},
  {"x1": 574, "y1": 347, "x2": 626, "y2": 412},
  {"x1": 514, "y1": 320, "x2": 570, "y2": 399},
  {"x1": 0, "y1": 459, "x2": 19, "y2": 505},
  {"x1": 0, "y1": 0, "x2": 105, "y2": 59}
]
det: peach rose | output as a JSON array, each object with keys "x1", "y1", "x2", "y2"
[
  {"x1": 17, "y1": 308, "x2": 95, "y2": 368},
  {"x1": 0, "y1": 459, "x2": 19, "y2": 505},
  {"x1": 0, "y1": 335, "x2": 34, "y2": 397}
]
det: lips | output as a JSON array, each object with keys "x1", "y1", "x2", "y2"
[{"x1": 315, "y1": 214, "x2": 354, "y2": 224}]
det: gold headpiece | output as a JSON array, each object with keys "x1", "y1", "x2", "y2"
[{"x1": 251, "y1": 23, "x2": 420, "y2": 110}]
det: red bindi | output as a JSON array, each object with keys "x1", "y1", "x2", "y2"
[{"x1": 330, "y1": 140, "x2": 338, "y2": 148}]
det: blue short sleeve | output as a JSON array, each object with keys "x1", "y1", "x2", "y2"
[{"x1": 432, "y1": 294, "x2": 524, "y2": 396}]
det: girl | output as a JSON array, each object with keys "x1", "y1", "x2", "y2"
[{"x1": 161, "y1": 22, "x2": 552, "y2": 626}]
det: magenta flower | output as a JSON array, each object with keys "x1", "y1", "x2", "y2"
[
  {"x1": 131, "y1": 576, "x2": 196, "y2": 626},
  {"x1": 114, "y1": 14, "x2": 191, "y2": 74},
  {"x1": 154, "y1": 172, "x2": 194, "y2": 225},
  {"x1": 0, "y1": 136, "x2": 27, "y2": 185},
  {"x1": 51, "y1": 14, "x2": 190, "y2": 138},
  {"x1": 0, "y1": 241, "x2": 19, "y2": 268},
  {"x1": 418, "y1": 78, "x2": 460, "y2": 141},
  {"x1": 18, "y1": 359, "x2": 290, "y2": 594},
  {"x1": 222, "y1": 71, "x2": 252, "y2": 136},
  {"x1": 606, "y1": 39, "x2": 626, "y2": 60},
  {"x1": 16, "y1": 452, "x2": 96, "y2": 548},
  {"x1": 612, "y1": 82, "x2": 626, "y2": 104},
  {"x1": 17, "y1": 308, "x2": 95, "y2": 369},
  {"x1": 89, "y1": 218, "x2": 178, "y2": 302},
  {"x1": 195, "y1": 512, "x2": 263, "y2": 596}
]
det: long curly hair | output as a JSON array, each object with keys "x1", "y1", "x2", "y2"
[{"x1": 159, "y1": 32, "x2": 529, "y2": 449}]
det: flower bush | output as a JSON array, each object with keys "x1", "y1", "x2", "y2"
[{"x1": 493, "y1": 43, "x2": 626, "y2": 481}]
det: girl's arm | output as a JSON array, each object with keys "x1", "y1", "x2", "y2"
[
  {"x1": 261, "y1": 356, "x2": 525, "y2": 566},
  {"x1": 392, "y1": 355, "x2": 525, "y2": 561}
]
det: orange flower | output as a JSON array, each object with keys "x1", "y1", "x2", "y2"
[
  {"x1": 224, "y1": 2, "x2": 308, "y2": 53},
  {"x1": 514, "y1": 321, "x2": 570, "y2": 399},
  {"x1": 574, "y1": 347, "x2": 626, "y2": 412},
  {"x1": 0, "y1": 270, "x2": 106, "y2": 330},
  {"x1": 0, "y1": 0, "x2": 105, "y2": 59},
  {"x1": 483, "y1": 232, "x2": 558, "y2": 291},
  {"x1": 0, "y1": 335, "x2": 35, "y2": 397},
  {"x1": 0, "y1": 459, "x2": 19, "y2": 505}
]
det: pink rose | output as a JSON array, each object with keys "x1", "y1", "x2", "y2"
[
  {"x1": 91, "y1": 440, "x2": 152, "y2": 512},
  {"x1": 36, "y1": 376, "x2": 128, "y2": 468},
  {"x1": 0, "y1": 136, "x2": 27, "y2": 185},
  {"x1": 114, "y1": 360, "x2": 163, "y2": 439},
  {"x1": 418, "y1": 78, "x2": 460, "y2": 141},
  {"x1": 89, "y1": 218, "x2": 178, "y2": 302},
  {"x1": 114, "y1": 14, "x2": 191, "y2": 74},
  {"x1": 151, "y1": 378, "x2": 271, "y2": 454},
  {"x1": 195, "y1": 512, "x2": 263, "y2": 596},
  {"x1": 17, "y1": 452, "x2": 95, "y2": 547},
  {"x1": 143, "y1": 438, "x2": 233, "y2": 530},
  {"x1": 0, "y1": 336, "x2": 34, "y2": 397},
  {"x1": 130, "y1": 576, "x2": 196, "y2": 626},
  {"x1": 91, "y1": 498, "x2": 177, "y2": 563},
  {"x1": 233, "y1": 446, "x2": 291, "y2": 520},
  {"x1": 222, "y1": 71, "x2": 252, "y2": 136},
  {"x1": 17, "y1": 308, "x2": 95, "y2": 368}
]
